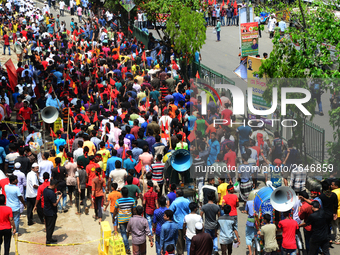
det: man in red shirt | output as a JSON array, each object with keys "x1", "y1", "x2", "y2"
[
  {"x1": 220, "y1": 103, "x2": 233, "y2": 126},
  {"x1": 2, "y1": 31, "x2": 10, "y2": 55},
  {"x1": 0, "y1": 176, "x2": 10, "y2": 202},
  {"x1": 0, "y1": 194, "x2": 16, "y2": 254},
  {"x1": 143, "y1": 181, "x2": 158, "y2": 237},
  {"x1": 86, "y1": 155, "x2": 100, "y2": 209},
  {"x1": 223, "y1": 144, "x2": 236, "y2": 183},
  {"x1": 298, "y1": 190, "x2": 313, "y2": 253},
  {"x1": 33, "y1": 172, "x2": 50, "y2": 224},
  {"x1": 278, "y1": 210, "x2": 299, "y2": 254},
  {"x1": 18, "y1": 101, "x2": 33, "y2": 126},
  {"x1": 222, "y1": 185, "x2": 239, "y2": 228}
]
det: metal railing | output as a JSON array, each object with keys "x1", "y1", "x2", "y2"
[
  {"x1": 303, "y1": 119, "x2": 325, "y2": 164},
  {"x1": 275, "y1": 118, "x2": 325, "y2": 164},
  {"x1": 132, "y1": 25, "x2": 149, "y2": 50}
]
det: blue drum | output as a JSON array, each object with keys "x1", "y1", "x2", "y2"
[{"x1": 253, "y1": 186, "x2": 274, "y2": 230}]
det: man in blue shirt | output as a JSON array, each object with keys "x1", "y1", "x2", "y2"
[
  {"x1": 207, "y1": 132, "x2": 220, "y2": 166},
  {"x1": 54, "y1": 131, "x2": 66, "y2": 154},
  {"x1": 5, "y1": 175, "x2": 26, "y2": 234},
  {"x1": 169, "y1": 189, "x2": 190, "y2": 255},
  {"x1": 131, "y1": 141, "x2": 143, "y2": 162},
  {"x1": 46, "y1": 94, "x2": 61, "y2": 109},
  {"x1": 98, "y1": 16, "x2": 106, "y2": 27},
  {"x1": 123, "y1": 151, "x2": 137, "y2": 171},
  {"x1": 160, "y1": 209, "x2": 179, "y2": 254},
  {"x1": 236, "y1": 122, "x2": 252, "y2": 155},
  {"x1": 153, "y1": 197, "x2": 169, "y2": 255},
  {"x1": 106, "y1": 149, "x2": 122, "y2": 178}
]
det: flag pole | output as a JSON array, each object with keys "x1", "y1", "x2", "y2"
[
  {"x1": 4, "y1": 123, "x2": 18, "y2": 142},
  {"x1": 141, "y1": 161, "x2": 146, "y2": 195},
  {"x1": 168, "y1": 120, "x2": 172, "y2": 150},
  {"x1": 67, "y1": 108, "x2": 70, "y2": 151},
  {"x1": 109, "y1": 85, "x2": 113, "y2": 111}
]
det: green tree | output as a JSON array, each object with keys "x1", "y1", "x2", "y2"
[
  {"x1": 257, "y1": 0, "x2": 340, "y2": 164},
  {"x1": 165, "y1": 2, "x2": 206, "y2": 82}
]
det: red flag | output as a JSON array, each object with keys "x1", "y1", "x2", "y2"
[
  {"x1": 157, "y1": 49, "x2": 162, "y2": 56},
  {"x1": 50, "y1": 128, "x2": 57, "y2": 138},
  {"x1": 233, "y1": 0, "x2": 237, "y2": 8},
  {"x1": 131, "y1": 54, "x2": 135, "y2": 61},
  {"x1": 135, "y1": 161, "x2": 142, "y2": 173},
  {"x1": 22, "y1": 121, "x2": 28, "y2": 133},
  {"x1": 74, "y1": 85, "x2": 78, "y2": 94},
  {"x1": 122, "y1": 147, "x2": 126, "y2": 159},
  {"x1": 171, "y1": 60, "x2": 179, "y2": 70},
  {"x1": 222, "y1": 0, "x2": 225, "y2": 7},
  {"x1": 122, "y1": 70, "x2": 126, "y2": 80},
  {"x1": 34, "y1": 86, "x2": 41, "y2": 99},
  {"x1": 66, "y1": 29, "x2": 71, "y2": 36},
  {"x1": 48, "y1": 86, "x2": 53, "y2": 94},
  {"x1": 110, "y1": 78, "x2": 115, "y2": 85},
  {"x1": 93, "y1": 112, "x2": 98, "y2": 122},
  {"x1": 63, "y1": 148, "x2": 67, "y2": 160},
  {"x1": 227, "y1": 0, "x2": 229, "y2": 5},
  {"x1": 196, "y1": 71, "x2": 200, "y2": 79},
  {"x1": 83, "y1": 113, "x2": 90, "y2": 123},
  {"x1": 165, "y1": 120, "x2": 169, "y2": 131},
  {"x1": 135, "y1": 48, "x2": 139, "y2": 56},
  {"x1": 214, "y1": 0, "x2": 216, "y2": 5},
  {"x1": 128, "y1": 27, "x2": 133, "y2": 34},
  {"x1": 4, "y1": 59, "x2": 17, "y2": 92},
  {"x1": 141, "y1": 51, "x2": 146, "y2": 62}
]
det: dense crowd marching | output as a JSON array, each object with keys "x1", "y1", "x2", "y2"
[{"x1": 0, "y1": 1, "x2": 339, "y2": 255}]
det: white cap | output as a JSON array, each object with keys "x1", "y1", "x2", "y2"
[
  {"x1": 32, "y1": 163, "x2": 39, "y2": 168},
  {"x1": 108, "y1": 116, "x2": 114, "y2": 121},
  {"x1": 195, "y1": 222, "x2": 203, "y2": 230},
  {"x1": 14, "y1": 162, "x2": 21, "y2": 169}
]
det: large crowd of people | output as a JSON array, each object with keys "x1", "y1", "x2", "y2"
[{"x1": 0, "y1": 1, "x2": 339, "y2": 255}]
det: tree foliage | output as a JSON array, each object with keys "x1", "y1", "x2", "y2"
[
  {"x1": 165, "y1": 1, "x2": 206, "y2": 82},
  {"x1": 257, "y1": 0, "x2": 340, "y2": 165}
]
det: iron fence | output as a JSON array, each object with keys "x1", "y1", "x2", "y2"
[
  {"x1": 303, "y1": 119, "x2": 325, "y2": 164},
  {"x1": 132, "y1": 25, "x2": 149, "y2": 50}
]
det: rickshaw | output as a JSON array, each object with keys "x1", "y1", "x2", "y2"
[{"x1": 250, "y1": 185, "x2": 305, "y2": 255}]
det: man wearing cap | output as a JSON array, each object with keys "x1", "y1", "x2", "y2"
[
  {"x1": 189, "y1": 222, "x2": 213, "y2": 255},
  {"x1": 26, "y1": 163, "x2": 40, "y2": 225},
  {"x1": 12, "y1": 162, "x2": 26, "y2": 212}
]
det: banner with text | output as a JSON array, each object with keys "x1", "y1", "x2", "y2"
[
  {"x1": 247, "y1": 56, "x2": 272, "y2": 124},
  {"x1": 241, "y1": 22, "x2": 259, "y2": 57}
]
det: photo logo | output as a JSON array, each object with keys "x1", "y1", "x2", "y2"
[{"x1": 200, "y1": 85, "x2": 312, "y2": 116}]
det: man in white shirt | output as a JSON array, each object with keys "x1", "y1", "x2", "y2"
[
  {"x1": 59, "y1": 0, "x2": 65, "y2": 16},
  {"x1": 38, "y1": 152, "x2": 53, "y2": 183},
  {"x1": 26, "y1": 163, "x2": 40, "y2": 225},
  {"x1": 108, "y1": 161, "x2": 127, "y2": 190},
  {"x1": 267, "y1": 14, "x2": 277, "y2": 39},
  {"x1": 73, "y1": 141, "x2": 84, "y2": 162}
]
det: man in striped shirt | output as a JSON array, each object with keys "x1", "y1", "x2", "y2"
[
  {"x1": 152, "y1": 154, "x2": 165, "y2": 196},
  {"x1": 113, "y1": 187, "x2": 136, "y2": 254}
]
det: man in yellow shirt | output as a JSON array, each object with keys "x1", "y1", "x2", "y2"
[
  {"x1": 83, "y1": 134, "x2": 96, "y2": 156},
  {"x1": 218, "y1": 177, "x2": 229, "y2": 209},
  {"x1": 331, "y1": 180, "x2": 340, "y2": 244},
  {"x1": 97, "y1": 141, "x2": 111, "y2": 172}
]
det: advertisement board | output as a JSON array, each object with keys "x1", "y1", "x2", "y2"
[{"x1": 240, "y1": 22, "x2": 259, "y2": 57}]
